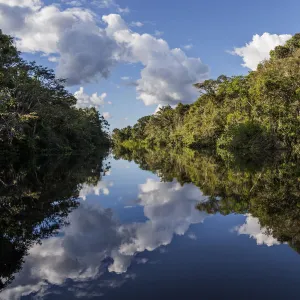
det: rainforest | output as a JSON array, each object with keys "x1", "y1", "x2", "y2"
[
  {"x1": 0, "y1": 31, "x2": 110, "y2": 155},
  {"x1": 113, "y1": 34, "x2": 300, "y2": 157}
]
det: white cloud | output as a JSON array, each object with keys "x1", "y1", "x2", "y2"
[
  {"x1": 1, "y1": 4, "x2": 74, "y2": 53},
  {"x1": 103, "y1": 14, "x2": 209, "y2": 106},
  {"x1": 0, "y1": 2, "x2": 119, "y2": 85},
  {"x1": 131, "y1": 21, "x2": 144, "y2": 27},
  {"x1": 48, "y1": 56, "x2": 59, "y2": 62},
  {"x1": 231, "y1": 32, "x2": 292, "y2": 70},
  {"x1": 0, "y1": 0, "x2": 42, "y2": 9},
  {"x1": 183, "y1": 44, "x2": 193, "y2": 50},
  {"x1": 103, "y1": 112, "x2": 112, "y2": 119},
  {"x1": 0, "y1": 2, "x2": 208, "y2": 105},
  {"x1": 56, "y1": 20, "x2": 118, "y2": 85},
  {"x1": 74, "y1": 87, "x2": 107, "y2": 109},
  {"x1": 235, "y1": 214, "x2": 280, "y2": 247},
  {"x1": 121, "y1": 76, "x2": 130, "y2": 80},
  {"x1": 108, "y1": 101, "x2": 113, "y2": 104}
]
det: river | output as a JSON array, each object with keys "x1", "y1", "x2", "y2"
[{"x1": 1, "y1": 150, "x2": 300, "y2": 299}]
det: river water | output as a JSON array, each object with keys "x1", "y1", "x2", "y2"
[{"x1": 1, "y1": 152, "x2": 300, "y2": 299}]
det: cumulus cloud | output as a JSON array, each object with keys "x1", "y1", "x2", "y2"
[
  {"x1": 0, "y1": 2, "x2": 119, "y2": 85},
  {"x1": 56, "y1": 21, "x2": 118, "y2": 85},
  {"x1": 103, "y1": 14, "x2": 209, "y2": 106},
  {"x1": 231, "y1": 32, "x2": 292, "y2": 70},
  {"x1": 0, "y1": 2, "x2": 209, "y2": 106},
  {"x1": 74, "y1": 87, "x2": 107, "y2": 109},
  {"x1": 235, "y1": 214, "x2": 280, "y2": 247},
  {"x1": 0, "y1": 0, "x2": 42, "y2": 9},
  {"x1": 2, "y1": 179, "x2": 208, "y2": 299}
]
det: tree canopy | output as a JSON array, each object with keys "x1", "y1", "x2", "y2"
[
  {"x1": 0, "y1": 30, "x2": 110, "y2": 154},
  {"x1": 113, "y1": 34, "x2": 300, "y2": 156}
]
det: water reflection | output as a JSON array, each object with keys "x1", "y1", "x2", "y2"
[
  {"x1": 2, "y1": 174, "x2": 208, "y2": 299},
  {"x1": 118, "y1": 179, "x2": 207, "y2": 260},
  {"x1": 114, "y1": 146, "x2": 300, "y2": 252},
  {"x1": 79, "y1": 180, "x2": 114, "y2": 200},
  {"x1": 2, "y1": 147, "x2": 300, "y2": 299},
  {"x1": 0, "y1": 152, "x2": 108, "y2": 292},
  {"x1": 2, "y1": 203, "x2": 124, "y2": 299},
  {"x1": 235, "y1": 214, "x2": 280, "y2": 247}
]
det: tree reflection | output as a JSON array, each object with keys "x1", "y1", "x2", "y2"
[
  {"x1": 114, "y1": 146, "x2": 300, "y2": 253},
  {"x1": 0, "y1": 151, "x2": 109, "y2": 289}
]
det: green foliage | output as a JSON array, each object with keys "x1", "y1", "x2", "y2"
[
  {"x1": 270, "y1": 33, "x2": 300, "y2": 60},
  {"x1": 0, "y1": 30, "x2": 110, "y2": 153},
  {"x1": 217, "y1": 121, "x2": 276, "y2": 153},
  {"x1": 113, "y1": 34, "x2": 300, "y2": 154}
]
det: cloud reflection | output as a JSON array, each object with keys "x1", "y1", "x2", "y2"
[
  {"x1": 235, "y1": 214, "x2": 280, "y2": 247},
  {"x1": 79, "y1": 180, "x2": 114, "y2": 200},
  {"x1": 1, "y1": 179, "x2": 207, "y2": 299}
]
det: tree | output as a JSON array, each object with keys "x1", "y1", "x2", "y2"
[
  {"x1": 0, "y1": 31, "x2": 110, "y2": 153},
  {"x1": 113, "y1": 33, "x2": 300, "y2": 154}
]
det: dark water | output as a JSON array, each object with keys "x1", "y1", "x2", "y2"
[{"x1": 1, "y1": 151, "x2": 300, "y2": 300}]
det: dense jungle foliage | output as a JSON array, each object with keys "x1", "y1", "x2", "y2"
[
  {"x1": 113, "y1": 146, "x2": 300, "y2": 254},
  {"x1": 0, "y1": 150, "x2": 109, "y2": 290},
  {"x1": 0, "y1": 31, "x2": 110, "y2": 153},
  {"x1": 113, "y1": 34, "x2": 300, "y2": 154}
]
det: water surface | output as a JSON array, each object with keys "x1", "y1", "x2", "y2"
[{"x1": 1, "y1": 152, "x2": 300, "y2": 300}]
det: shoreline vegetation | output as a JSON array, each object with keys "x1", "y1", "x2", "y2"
[
  {"x1": 0, "y1": 31, "x2": 110, "y2": 155},
  {"x1": 112, "y1": 34, "x2": 300, "y2": 157}
]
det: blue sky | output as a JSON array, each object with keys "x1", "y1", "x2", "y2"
[{"x1": 1, "y1": 0, "x2": 299, "y2": 129}]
